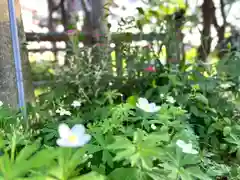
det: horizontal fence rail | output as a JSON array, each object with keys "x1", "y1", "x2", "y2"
[
  {"x1": 25, "y1": 32, "x2": 164, "y2": 43},
  {"x1": 26, "y1": 31, "x2": 165, "y2": 88}
]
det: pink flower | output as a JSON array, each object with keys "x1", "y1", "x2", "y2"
[
  {"x1": 67, "y1": 29, "x2": 77, "y2": 36},
  {"x1": 144, "y1": 66, "x2": 156, "y2": 72}
]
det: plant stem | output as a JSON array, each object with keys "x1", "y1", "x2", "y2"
[{"x1": 10, "y1": 132, "x2": 16, "y2": 162}]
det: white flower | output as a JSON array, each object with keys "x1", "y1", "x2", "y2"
[
  {"x1": 0, "y1": 101, "x2": 3, "y2": 107},
  {"x1": 176, "y1": 140, "x2": 198, "y2": 154},
  {"x1": 57, "y1": 123, "x2": 91, "y2": 147},
  {"x1": 56, "y1": 108, "x2": 71, "y2": 116},
  {"x1": 220, "y1": 82, "x2": 234, "y2": 89},
  {"x1": 136, "y1": 98, "x2": 161, "y2": 113},
  {"x1": 166, "y1": 96, "x2": 176, "y2": 104},
  {"x1": 160, "y1": 94, "x2": 164, "y2": 98},
  {"x1": 71, "y1": 100, "x2": 81, "y2": 108},
  {"x1": 151, "y1": 124, "x2": 157, "y2": 130}
]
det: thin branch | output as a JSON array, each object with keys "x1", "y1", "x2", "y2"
[
  {"x1": 220, "y1": 0, "x2": 227, "y2": 26},
  {"x1": 212, "y1": 14, "x2": 220, "y2": 30}
]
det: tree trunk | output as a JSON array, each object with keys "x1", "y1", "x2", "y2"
[
  {"x1": 81, "y1": 0, "x2": 112, "y2": 71},
  {"x1": 0, "y1": 0, "x2": 34, "y2": 108},
  {"x1": 198, "y1": 0, "x2": 215, "y2": 61}
]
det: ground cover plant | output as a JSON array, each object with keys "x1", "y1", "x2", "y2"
[{"x1": 2, "y1": 1, "x2": 240, "y2": 179}]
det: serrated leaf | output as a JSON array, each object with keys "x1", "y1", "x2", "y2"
[
  {"x1": 186, "y1": 166, "x2": 211, "y2": 180},
  {"x1": 93, "y1": 133, "x2": 106, "y2": 147},
  {"x1": 28, "y1": 148, "x2": 57, "y2": 168},
  {"x1": 113, "y1": 146, "x2": 135, "y2": 162},
  {"x1": 85, "y1": 144, "x2": 103, "y2": 154},
  {"x1": 108, "y1": 168, "x2": 138, "y2": 180},
  {"x1": 16, "y1": 143, "x2": 40, "y2": 163},
  {"x1": 0, "y1": 154, "x2": 12, "y2": 175},
  {"x1": 190, "y1": 106, "x2": 199, "y2": 116},
  {"x1": 107, "y1": 136, "x2": 133, "y2": 150},
  {"x1": 65, "y1": 148, "x2": 87, "y2": 177},
  {"x1": 72, "y1": 171, "x2": 106, "y2": 180},
  {"x1": 195, "y1": 93, "x2": 208, "y2": 104},
  {"x1": 180, "y1": 155, "x2": 200, "y2": 166},
  {"x1": 10, "y1": 160, "x2": 32, "y2": 179},
  {"x1": 223, "y1": 126, "x2": 231, "y2": 137},
  {"x1": 102, "y1": 150, "x2": 113, "y2": 168}
]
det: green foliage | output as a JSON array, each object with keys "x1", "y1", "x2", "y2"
[
  {"x1": 6, "y1": 1, "x2": 240, "y2": 179},
  {"x1": 3, "y1": 56, "x2": 240, "y2": 179}
]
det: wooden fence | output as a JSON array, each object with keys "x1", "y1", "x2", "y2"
[{"x1": 25, "y1": 32, "x2": 165, "y2": 78}]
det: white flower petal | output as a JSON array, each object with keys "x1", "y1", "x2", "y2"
[
  {"x1": 71, "y1": 100, "x2": 81, "y2": 107},
  {"x1": 56, "y1": 108, "x2": 71, "y2": 116},
  {"x1": 56, "y1": 138, "x2": 73, "y2": 147},
  {"x1": 58, "y1": 123, "x2": 71, "y2": 139},
  {"x1": 136, "y1": 98, "x2": 160, "y2": 113},
  {"x1": 149, "y1": 103, "x2": 156, "y2": 109},
  {"x1": 176, "y1": 140, "x2": 186, "y2": 149},
  {"x1": 149, "y1": 103, "x2": 161, "y2": 112},
  {"x1": 176, "y1": 139, "x2": 198, "y2": 154},
  {"x1": 154, "y1": 106, "x2": 161, "y2": 111},
  {"x1": 77, "y1": 134, "x2": 91, "y2": 146},
  {"x1": 136, "y1": 103, "x2": 141, "y2": 109},
  {"x1": 190, "y1": 149, "x2": 198, "y2": 154},
  {"x1": 166, "y1": 96, "x2": 176, "y2": 103},
  {"x1": 151, "y1": 124, "x2": 157, "y2": 130},
  {"x1": 57, "y1": 138, "x2": 82, "y2": 147},
  {"x1": 185, "y1": 143, "x2": 193, "y2": 150},
  {"x1": 64, "y1": 111, "x2": 71, "y2": 116},
  {"x1": 71, "y1": 124, "x2": 86, "y2": 136},
  {"x1": 137, "y1": 98, "x2": 149, "y2": 106},
  {"x1": 182, "y1": 147, "x2": 198, "y2": 154}
]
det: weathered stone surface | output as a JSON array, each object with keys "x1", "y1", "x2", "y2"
[{"x1": 0, "y1": 0, "x2": 34, "y2": 107}]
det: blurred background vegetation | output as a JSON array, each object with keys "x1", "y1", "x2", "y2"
[
  {"x1": 0, "y1": 0, "x2": 240, "y2": 179},
  {"x1": 17, "y1": 0, "x2": 240, "y2": 99}
]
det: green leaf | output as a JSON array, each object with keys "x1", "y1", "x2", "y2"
[
  {"x1": 223, "y1": 126, "x2": 231, "y2": 137},
  {"x1": 236, "y1": 148, "x2": 240, "y2": 161},
  {"x1": 66, "y1": 148, "x2": 87, "y2": 175},
  {"x1": 108, "y1": 168, "x2": 139, "y2": 180},
  {"x1": 145, "y1": 132, "x2": 169, "y2": 143},
  {"x1": 16, "y1": 176, "x2": 48, "y2": 180},
  {"x1": 0, "y1": 137, "x2": 5, "y2": 149},
  {"x1": 93, "y1": 133, "x2": 107, "y2": 147},
  {"x1": 102, "y1": 150, "x2": 113, "y2": 168},
  {"x1": 0, "y1": 154, "x2": 12, "y2": 176},
  {"x1": 85, "y1": 144, "x2": 103, "y2": 154},
  {"x1": 186, "y1": 166, "x2": 211, "y2": 180},
  {"x1": 72, "y1": 171, "x2": 106, "y2": 180},
  {"x1": 28, "y1": 148, "x2": 57, "y2": 168},
  {"x1": 10, "y1": 160, "x2": 33, "y2": 179},
  {"x1": 180, "y1": 155, "x2": 200, "y2": 166},
  {"x1": 113, "y1": 146, "x2": 135, "y2": 162},
  {"x1": 178, "y1": 169, "x2": 193, "y2": 180},
  {"x1": 136, "y1": 7, "x2": 145, "y2": 15},
  {"x1": 190, "y1": 106, "x2": 199, "y2": 116},
  {"x1": 15, "y1": 143, "x2": 39, "y2": 163},
  {"x1": 195, "y1": 93, "x2": 208, "y2": 105},
  {"x1": 126, "y1": 96, "x2": 138, "y2": 106},
  {"x1": 107, "y1": 136, "x2": 133, "y2": 150}
]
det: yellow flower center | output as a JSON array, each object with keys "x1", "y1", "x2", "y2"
[
  {"x1": 144, "y1": 104, "x2": 150, "y2": 111},
  {"x1": 68, "y1": 134, "x2": 77, "y2": 143}
]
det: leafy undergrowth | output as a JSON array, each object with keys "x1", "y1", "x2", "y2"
[{"x1": 0, "y1": 57, "x2": 240, "y2": 179}]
